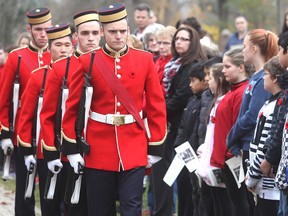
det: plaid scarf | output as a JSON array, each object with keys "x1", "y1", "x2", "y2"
[{"x1": 163, "y1": 58, "x2": 181, "y2": 93}]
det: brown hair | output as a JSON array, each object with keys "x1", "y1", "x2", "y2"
[
  {"x1": 127, "y1": 34, "x2": 144, "y2": 50},
  {"x1": 247, "y1": 29, "x2": 279, "y2": 62},
  {"x1": 171, "y1": 26, "x2": 207, "y2": 66},
  {"x1": 210, "y1": 63, "x2": 230, "y2": 99},
  {"x1": 264, "y1": 56, "x2": 287, "y2": 79},
  {"x1": 224, "y1": 48, "x2": 254, "y2": 78}
]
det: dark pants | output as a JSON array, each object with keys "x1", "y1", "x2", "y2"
[
  {"x1": 15, "y1": 147, "x2": 35, "y2": 216},
  {"x1": 177, "y1": 167, "x2": 194, "y2": 216},
  {"x1": 200, "y1": 181, "x2": 215, "y2": 216},
  {"x1": 210, "y1": 186, "x2": 233, "y2": 216},
  {"x1": 15, "y1": 148, "x2": 62, "y2": 216},
  {"x1": 151, "y1": 129, "x2": 176, "y2": 216},
  {"x1": 37, "y1": 159, "x2": 62, "y2": 216},
  {"x1": 85, "y1": 166, "x2": 145, "y2": 216},
  {"x1": 255, "y1": 196, "x2": 279, "y2": 216},
  {"x1": 222, "y1": 151, "x2": 252, "y2": 216},
  {"x1": 61, "y1": 161, "x2": 88, "y2": 216}
]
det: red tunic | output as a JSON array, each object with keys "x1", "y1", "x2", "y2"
[
  {"x1": 210, "y1": 80, "x2": 249, "y2": 168},
  {"x1": 0, "y1": 45, "x2": 51, "y2": 144},
  {"x1": 17, "y1": 66, "x2": 50, "y2": 159},
  {"x1": 62, "y1": 45, "x2": 167, "y2": 171},
  {"x1": 40, "y1": 51, "x2": 81, "y2": 161}
]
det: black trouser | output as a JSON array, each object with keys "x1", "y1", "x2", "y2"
[
  {"x1": 61, "y1": 161, "x2": 88, "y2": 216},
  {"x1": 15, "y1": 147, "x2": 35, "y2": 216},
  {"x1": 177, "y1": 167, "x2": 194, "y2": 216},
  {"x1": 210, "y1": 186, "x2": 233, "y2": 216},
  {"x1": 151, "y1": 129, "x2": 176, "y2": 216},
  {"x1": 85, "y1": 166, "x2": 145, "y2": 216},
  {"x1": 200, "y1": 181, "x2": 214, "y2": 216},
  {"x1": 15, "y1": 148, "x2": 62, "y2": 216},
  {"x1": 37, "y1": 159, "x2": 62, "y2": 216},
  {"x1": 222, "y1": 151, "x2": 252, "y2": 216},
  {"x1": 255, "y1": 196, "x2": 279, "y2": 216}
]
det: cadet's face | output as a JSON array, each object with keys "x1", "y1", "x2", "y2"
[
  {"x1": 49, "y1": 36, "x2": 74, "y2": 62},
  {"x1": 28, "y1": 20, "x2": 52, "y2": 48},
  {"x1": 102, "y1": 19, "x2": 130, "y2": 51},
  {"x1": 76, "y1": 21, "x2": 101, "y2": 53}
]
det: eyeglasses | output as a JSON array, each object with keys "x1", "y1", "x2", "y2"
[
  {"x1": 174, "y1": 36, "x2": 190, "y2": 42},
  {"x1": 157, "y1": 41, "x2": 171, "y2": 46}
]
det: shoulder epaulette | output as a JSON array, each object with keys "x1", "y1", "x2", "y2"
[
  {"x1": 82, "y1": 47, "x2": 101, "y2": 55},
  {"x1": 53, "y1": 56, "x2": 69, "y2": 64},
  {"x1": 10, "y1": 46, "x2": 26, "y2": 54},
  {"x1": 129, "y1": 46, "x2": 151, "y2": 54},
  {"x1": 31, "y1": 65, "x2": 48, "y2": 74}
]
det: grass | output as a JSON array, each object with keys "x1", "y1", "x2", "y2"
[
  {"x1": 0, "y1": 173, "x2": 150, "y2": 216},
  {"x1": 0, "y1": 174, "x2": 41, "y2": 207}
]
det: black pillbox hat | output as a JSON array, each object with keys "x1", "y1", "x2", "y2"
[{"x1": 98, "y1": 3, "x2": 127, "y2": 24}]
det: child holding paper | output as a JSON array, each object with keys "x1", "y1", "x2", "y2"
[
  {"x1": 246, "y1": 56, "x2": 285, "y2": 215},
  {"x1": 174, "y1": 62, "x2": 213, "y2": 216},
  {"x1": 197, "y1": 63, "x2": 231, "y2": 216}
]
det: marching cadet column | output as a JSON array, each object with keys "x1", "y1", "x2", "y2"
[
  {"x1": 17, "y1": 23, "x2": 74, "y2": 215},
  {"x1": 61, "y1": 3, "x2": 167, "y2": 216},
  {"x1": 0, "y1": 8, "x2": 52, "y2": 216},
  {"x1": 40, "y1": 10, "x2": 101, "y2": 216}
]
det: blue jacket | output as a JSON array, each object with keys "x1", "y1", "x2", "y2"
[
  {"x1": 224, "y1": 32, "x2": 244, "y2": 53},
  {"x1": 227, "y1": 70, "x2": 271, "y2": 156}
]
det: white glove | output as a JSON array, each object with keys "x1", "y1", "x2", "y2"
[
  {"x1": 146, "y1": 155, "x2": 162, "y2": 168},
  {"x1": 24, "y1": 155, "x2": 37, "y2": 171},
  {"x1": 1, "y1": 138, "x2": 14, "y2": 154},
  {"x1": 47, "y1": 159, "x2": 63, "y2": 174},
  {"x1": 67, "y1": 153, "x2": 84, "y2": 174}
]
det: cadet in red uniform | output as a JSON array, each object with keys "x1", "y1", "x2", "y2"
[
  {"x1": 0, "y1": 8, "x2": 52, "y2": 216},
  {"x1": 17, "y1": 23, "x2": 73, "y2": 216},
  {"x1": 61, "y1": 3, "x2": 167, "y2": 216},
  {"x1": 40, "y1": 10, "x2": 100, "y2": 215}
]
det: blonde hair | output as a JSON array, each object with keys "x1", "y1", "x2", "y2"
[{"x1": 127, "y1": 34, "x2": 144, "y2": 50}]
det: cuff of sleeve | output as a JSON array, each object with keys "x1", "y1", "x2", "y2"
[
  {"x1": 43, "y1": 148, "x2": 60, "y2": 161},
  {"x1": 18, "y1": 144, "x2": 34, "y2": 156},
  {"x1": 1, "y1": 129, "x2": 10, "y2": 140},
  {"x1": 17, "y1": 136, "x2": 33, "y2": 156},
  {"x1": 62, "y1": 138, "x2": 79, "y2": 156},
  {"x1": 148, "y1": 144, "x2": 164, "y2": 157}
]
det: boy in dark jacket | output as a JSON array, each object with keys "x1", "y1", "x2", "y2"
[{"x1": 175, "y1": 62, "x2": 213, "y2": 216}]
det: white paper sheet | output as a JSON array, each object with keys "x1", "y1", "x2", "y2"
[
  {"x1": 175, "y1": 141, "x2": 200, "y2": 173},
  {"x1": 163, "y1": 154, "x2": 185, "y2": 187},
  {"x1": 225, "y1": 156, "x2": 245, "y2": 188}
]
